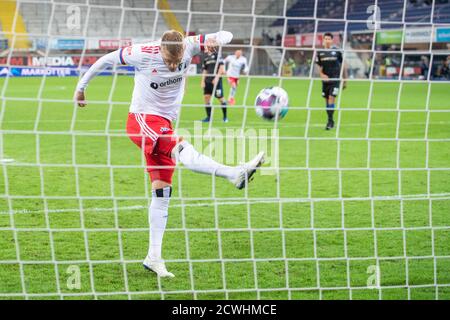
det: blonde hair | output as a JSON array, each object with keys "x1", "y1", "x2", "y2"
[{"x1": 161, "y1": 30, "x2": 185, "y2": 58}]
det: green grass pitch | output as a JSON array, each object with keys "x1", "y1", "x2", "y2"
[{"x1": 0, "y1": 74, "x2": 449, "y2": 300}]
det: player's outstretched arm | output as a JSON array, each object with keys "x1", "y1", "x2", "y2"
[
  {"x1": 205, "y1": 31, "x2": 233, "y2": 54},
  {"x1": 186, "y1": 31, "x2": 233, "y2": 57},
  {"x1": 74, "y1": 50, "x2": 121, "y2": 107}
]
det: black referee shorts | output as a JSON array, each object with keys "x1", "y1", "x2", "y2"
[
  {"x1": 203, "y1": 80, "x2": 224, "y2": 99},
  {"x1": 322, "y1": 81, "x2": 340, "y2": 99}
]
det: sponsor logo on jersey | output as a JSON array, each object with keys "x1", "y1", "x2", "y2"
[
  {"x1": 152, "y1": 68, "x2": 158, "y2": 74},
  {"x1": 150, "y1": 76, "x2": 183, "y2": 90},
  {"x1": 160, "y1": 127, "x2": 170, "y2": 133}
]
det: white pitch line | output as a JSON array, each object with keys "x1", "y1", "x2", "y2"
[
  {"x1": 1, "y1": 192, "x2": 449, "y2": 216},
  {"x1": 1, "y1": 120, "x2": 448, "y2": 129}
]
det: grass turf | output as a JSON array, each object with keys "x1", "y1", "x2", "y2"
[{"x1": 0, "y1": 75, "x2": 449, "y2": 300}]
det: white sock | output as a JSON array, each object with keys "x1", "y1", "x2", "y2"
[
  {"x1": 148, "y1": 186, "x2": 171, "y2": 261},
  {"x1": 175, "y1": 141, "x2": 237, "y2": 180},
  {"x1": 230, "y1": 87, "x2": 236, "y2": 98}
]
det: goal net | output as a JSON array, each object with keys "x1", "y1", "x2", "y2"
[{"x1": 0, "y1": 0, "x2": 449, "y2": 300}]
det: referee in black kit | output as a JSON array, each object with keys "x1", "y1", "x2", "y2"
[
  {"x1": 315, "y1": 32, "x2": 348, "y2": 130},
  {"x1": 200, "y1": 51, "x2": 228, "y2": 123}
]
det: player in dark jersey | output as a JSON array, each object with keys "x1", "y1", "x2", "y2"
[
  {"x1": 315, "y1": 32, "x2": 347, "y2": 130},
  {"x1": 201, "y1": 52, "x2": 228, "y2": 122}
]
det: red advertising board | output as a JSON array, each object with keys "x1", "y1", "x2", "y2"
[
  {"x1": 283, "y1": 35, "x2": 298, "y2": 47},
  {"x1": 283, "y1": 32, "x2": 341, "y2": 47},
  {"x1": 0, "y1": 56, "x2": 28, "y2": 66}
]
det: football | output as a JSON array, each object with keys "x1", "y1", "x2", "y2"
[{"x1": 254, "y1": 86, "x2": 289, "y2": 121}]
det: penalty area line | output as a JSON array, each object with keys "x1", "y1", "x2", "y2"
[
  {"x1": 1, "y1": 192, "x2": 450, "y2": 215},
  {"x1": 0, "y1": 159, "x2": 15, "y2": 163}
]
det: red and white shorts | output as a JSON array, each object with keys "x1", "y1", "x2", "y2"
[
  {"x1": 227, "y1": 77, "x2": 239, "y2": 87},
  {"x1": 126, "y1": 113, "x2": 177, "y2": 184}
]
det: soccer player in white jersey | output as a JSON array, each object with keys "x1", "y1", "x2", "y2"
[
  {"x1": 224, "y1": 49, "x2": 249, "y2": 105},
  {"x1": 74, "y1": 30, "x2": 264, "y2": 278}
]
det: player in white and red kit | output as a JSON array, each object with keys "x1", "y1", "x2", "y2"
[
  {"x1": 224, "y1": 49, "x2": 249, "y2": 105},
  {"x1": 74, "y1": 30, "x2": 264, "y2": 278}
]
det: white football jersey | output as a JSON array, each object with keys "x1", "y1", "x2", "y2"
[
  {"x1": 76, "y1": 32, "x2": 233, "y2": 121},
  {"x1": 224, "y1": 55, "x2": 249, "y2": 78},
  {"x1": 119, "y1": 37, "x2": 197, "y2": 121}
]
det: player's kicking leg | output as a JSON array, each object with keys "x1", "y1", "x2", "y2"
[
  {"x1": 130, "y1": 115, "x2": 265, "y2": 278},
  {"x1": 173, "y1": 137, "x2": 265, "y2": 189},
  {"x1": 143, "y1": 141, "x2": 264, "y2": 278}
]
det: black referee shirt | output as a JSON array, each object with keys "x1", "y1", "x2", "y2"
[{"x1": 202, "y1": 53, "x2": 224, "y2": 83}]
